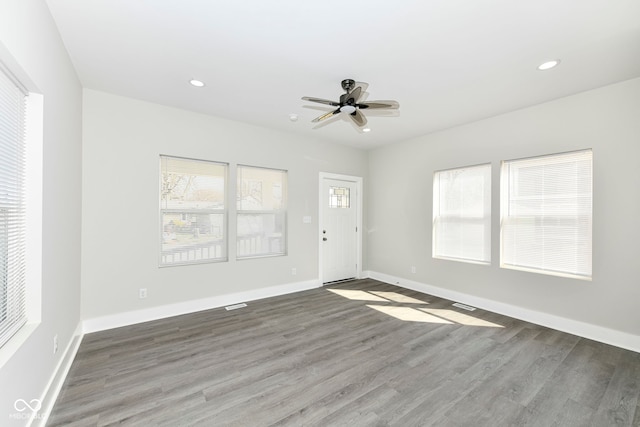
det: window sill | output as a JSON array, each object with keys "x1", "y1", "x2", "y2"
[
  {"x1": 500, "y1": 264, "x2": 592, "y2": 281},
  {"x1": 433, "y1": 255, "x2": 491, "y2": 266},
  {"x1": 0, "y1": 322, "x2": 39, "y2": 369}
]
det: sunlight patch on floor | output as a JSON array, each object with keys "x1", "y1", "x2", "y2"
[
  {"x1": 367, "y1": 305, "x2": 454, "y2": 324},
  {"x1": 327, "y1": 288, "x2": 388, "y2": 302},
  {"x1": 326, "y1": 287, "x2": 503, "y2": 327},
  {"x1": 420, "y1": 308, "x2": 504, "y2": 328},
  {"x1": 369, "y1": 291, "x2": 429, "y2": 304}
]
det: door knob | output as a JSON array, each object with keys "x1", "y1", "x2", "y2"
[{"x1": 323, "y1": 237, "x2": 327, "y2": 241}]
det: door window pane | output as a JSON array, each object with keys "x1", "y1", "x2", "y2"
[{"x1": 329, "y1": 186, "x2": 350, "y2": 208}]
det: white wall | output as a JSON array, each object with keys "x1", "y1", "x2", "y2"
[
  {"x1": 367, "y1": 78, "x2": 640, "y2": 343},
  {"x1": 0, "y1": 0, "x2": 82, "y2": 425},
  {"x1": 81, "y1": 89, "x2": 368, "y2": 322}
]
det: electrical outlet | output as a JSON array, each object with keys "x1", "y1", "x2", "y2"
[
  {"x1": 411, "y1": 266, "x2": 416, "y2": 274},
  {"x1": 291, "y1": 267, "x2": 297, "y2": 275},
  {"x1": 139, "y1": 288, "x2": 147, "y2": 299},
  {"x1": 53, "y1": 335, "x2": 58, "y2": 354}
]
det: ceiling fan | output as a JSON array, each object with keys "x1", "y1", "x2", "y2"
[{"x1": 301, "y1": 79, "x2": 399, "y2": 128}]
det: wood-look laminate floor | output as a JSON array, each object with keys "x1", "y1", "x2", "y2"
[{"x1": 48, "y1": 279, "x2": 640, "y2": 426}]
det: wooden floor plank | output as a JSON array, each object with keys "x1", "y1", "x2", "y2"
[
  {"x1": 47, "y1": 279, "x2": 640, "y2": 426},
  {"x1": 589, "y1": 349, "x2": 640, "y2": 426}
]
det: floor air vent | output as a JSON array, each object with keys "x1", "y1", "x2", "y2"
[
  {"x1": 225, "y1": 303, "x2": 247, "y2": 311},
  {"x1": 452, "y1": 302, "x2": 476, "y2": 311}
]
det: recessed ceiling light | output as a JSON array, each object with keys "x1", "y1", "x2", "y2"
[
  {"x1": 362, "y1": 127, "x2": 371, "y2": 133},
  {"x1": 537, "y1": 60, "x2": 560, "y2": 71},
  {"x1": 189, "y1": 79, "x2": 205, "y2": 87},
  {"x1": 289, "y1": 113, "x2": 298, "y2": 122}
]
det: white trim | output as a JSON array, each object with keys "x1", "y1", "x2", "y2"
[
  {"x1": 368, "y1": 271, "x2": 640, "y2": 353},
  {"x1": 318, "y1": 172, "x2": 363, "y2": 284},
  {"x1": 25, "y1": 92, "x2": 44, "y2": 324},
  {"x1": 0, "y1": 52, "x2": 44, "y2": 367},
  {"x1": 83, "y1": 279, "x2": 321, "y2": 333},
  {"x1": 31, "y1": 323, "x2": 83, "y2": 427}
]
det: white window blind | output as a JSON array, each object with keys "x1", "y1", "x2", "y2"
[
  {"x1": 160, "y1": 156, "x2": 228, "y2": 266},
  {"x1": 501, "y1": 150, "x2": 592, "y2": 279},
  {"x1": 0, "y1": 64, "x2": 28, "y2": 348},
  {"x1": 433, "y1": 164, "x2": 491, "y2": 264},
  {"x1": 237, "y1": 165, "x2": 287, "y2": 258}
]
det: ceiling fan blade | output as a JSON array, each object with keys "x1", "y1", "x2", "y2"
[
  {"x1": 312, "y1": 108, "x2": 341, "y2": 123},
  {"x1": 353, "y1": 81, "x2": 369, "y2": 94},
  {"x1": 312, "y1": 113, "x2": 342, "y2": 130},
  {"x1": 365, "y1": 109, "x2": 400, "y2": 117},
  {"x1": 302, "y1": 96, "x2": 340, "y2": 107},
  {"x1": 347, "y1": 86, "x2": 362, "y2": 104},
  {"x1": 358, "y1": 100, "x2": 400, "y2": 110},
  {"x1": 350, "y1": 109, "x2": 367, "y2": 127},
  {"x1": 339, "y1": 85, "x2": 364, "y2": 105}
]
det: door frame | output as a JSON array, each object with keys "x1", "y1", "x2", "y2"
[{"x1": 318, "y1": 172, "x2": 363, "y2": 284}]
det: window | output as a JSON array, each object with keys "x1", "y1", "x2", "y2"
[
  {"x1": 329, "y1": 186, "x2": 350, "y2": 208},
  {"x1": 433, "y1": 164, "x2": 491, "y2": 264},
  {"x1": 0, "y1": 64, "x2": 28, "y2": 348},
  {"x1": 501, "y1": 150, "x2": 592, "y2": 279},
  {"x1": 160, "y1": 156, "x2": 227, "y2": 266},
  {"x1": 237, "y1": 165, "x2": 287, "y2": 258}
]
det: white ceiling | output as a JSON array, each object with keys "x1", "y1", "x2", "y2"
[{"x1": 45, "y1": 0, "x2": 640, "y2": 149}]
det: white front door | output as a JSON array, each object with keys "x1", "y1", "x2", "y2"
[{"x1": 321, "y1": 178, "x2": 358, "y2": 283}]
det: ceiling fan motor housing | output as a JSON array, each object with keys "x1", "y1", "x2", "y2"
[{"x1": 341, "y1": 79, "x2": 356, "y2": 92}]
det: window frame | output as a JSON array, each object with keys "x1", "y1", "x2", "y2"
[
  {"x1": 236, "y1": 164, "x2": 288, "y2": 259},
  {"x1": 500, "y1": 149, "x2": 593, "y2": 280},
  {"x1": 432, "y1": 163, "x2": 492, "y2": 265},
  {"x1": 159, "y1": 155, "x2": 228, "y2": 267},
  {"x1": 0, "y1": 61, "x2": 29, "y2": 349}
]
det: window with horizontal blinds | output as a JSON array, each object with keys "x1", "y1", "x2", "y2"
[
  {"x1": 237, "y1": 165, "x2": 287, "y2": 258},
  {"x1": 0, "y1": 64, "x2": 28, "y2": 348},
  {"x1": 433, "y1": 164, "x2": 491, "y2": 264},
  {"x1": 160, "y1": 155, "x2": 228, "y2": 266},
  {"x1": 500, "y1": 150, "x2": 592, "y2": 279}
]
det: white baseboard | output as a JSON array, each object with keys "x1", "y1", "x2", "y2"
[
  {"x1": 31, "y1": 323, "x2": 83, "y2": 427},
  {"x1": 368, "y1": 271, "x2": 640, "y2": 353},
  {"x1": 83, "y1": 279, "x2": 322, "y2": 334}
]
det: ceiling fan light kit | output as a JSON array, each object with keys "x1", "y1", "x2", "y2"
[{"x1": 302, "y1": 79, "x2": 399, "y2": 130}]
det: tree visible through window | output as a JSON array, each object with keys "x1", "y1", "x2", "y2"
[{"x1": 160, "y1": 156, "x2": 228, "y2": 266}]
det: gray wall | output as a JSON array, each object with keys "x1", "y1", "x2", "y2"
[
  {"x1": 367, "y1": 77, "x2": 640, "y2": 337},
  {"x1": 0, "y1": 0, "x2": 82, "y2": 424},
  {"x1": 81, "y1": 89, "x2": 368, "y2": 320},
  {"x1": 1, "y1": 1, "x2": 639, "y2": 422}
]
